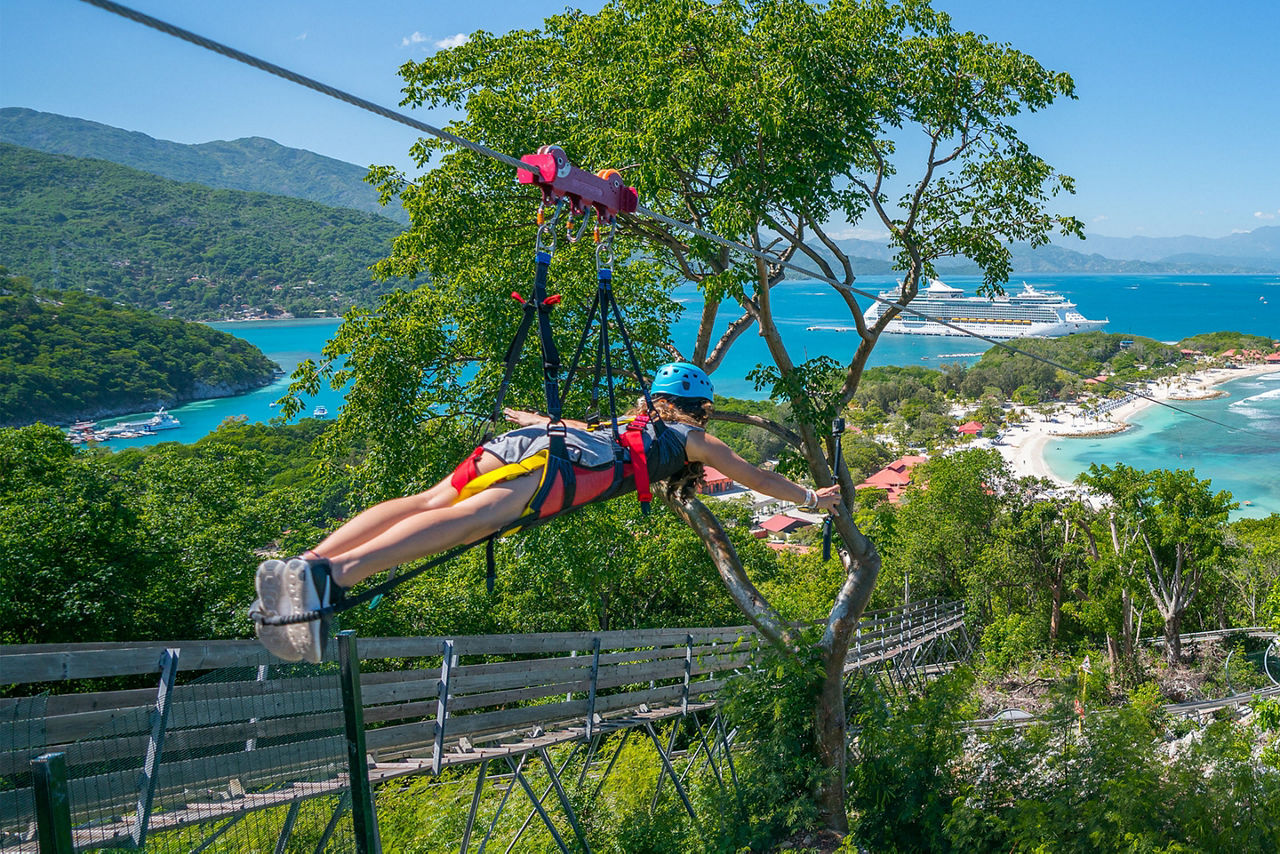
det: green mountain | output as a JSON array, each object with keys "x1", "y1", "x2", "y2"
[
  {"x1": 0, "y1": 268, "x2": 279, "y2": 427},
  {"x1": 0, "y1": 108, "x2": 408, "y2": 223},
  {"x1": 0, "y1": 142, "x2": 409, "y2": 320}
]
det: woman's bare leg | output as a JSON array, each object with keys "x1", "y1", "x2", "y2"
[
  {"x1": 324, "y1": 472, "x2": 541, "y2": 587},
  {"x1": 309, "y1": 450, "x2": 517, "y2": 563},
  {"x1": 310, "y1": 476, "x2": 460, "y2": 560}
]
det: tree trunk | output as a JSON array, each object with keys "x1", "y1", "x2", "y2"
[
  {"x1": 663, "y1": 436, "x2": 880, "y2": 834},
  {"x1": 1121, "y1": 587, "x2": 1134, "y2": 660},
  {"x1": 815, "y1": 652, "x2": 849, "y2": 833},
  {"x1": 1049, "y1": 578, "x2": 1063, "y2": 643},
  {"x1": 1163, "y1": 610, "x2": 1182, "y2": 665}
]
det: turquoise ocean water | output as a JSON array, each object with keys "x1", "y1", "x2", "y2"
[{"x1": 95, "y1": 273, "x2": 1279, "y2": 514}]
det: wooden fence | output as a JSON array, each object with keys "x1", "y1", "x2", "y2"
[{"x1": 1, "y1": 598, "x2": 965, "y2": 852}]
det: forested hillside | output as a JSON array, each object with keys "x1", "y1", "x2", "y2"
[
  {"x1": 0, "y1": 268, "x2": 279, "y2": 426},
  {"x1": 0, "y1": 108, "x2": 408, "y2": 223},
  {"x1": 0, "y1": 143, "x2": 408, "y2": 319}
]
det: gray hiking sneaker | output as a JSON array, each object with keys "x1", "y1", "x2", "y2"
[
  {"x1": 282, "y1": 557, "x2": 343, "y2": 664},
  {"x1": 251, "y1": 557, "x2": 344, "y2": 663},
  {"x1": 251, "y1": 559, "x2": 301, "y2": 661}
]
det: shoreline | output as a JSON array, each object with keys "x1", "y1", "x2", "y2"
[{"x1": 996, "y1": 362, "x2": 1280, "y2": 486}]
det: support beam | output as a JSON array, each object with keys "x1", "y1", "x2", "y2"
[
  {"x1": 537, "y1": 747, "x2": 592, "y2": 854},
  {"x1": 478, "y1": 753, "x2": 527, "y2": 854},
  {"x1": 338, "y1": 631, "x2": 380, "y2": 854},
  {"x1": 460, "y1": 758, "x2": 488, "y2": 854},
  {"x1": 643, "y1": 722, "x2": 696, "y2": 822},
  {"x1": 591, "y1": 728, "x2": 632, "y2": 801},
  {"x1": 504, "y1": 756, "x2": 571, "y2": 854},
  {"x1": 273, "y1": 800, "x2": 302, "y2": 854},
  {"x1": 314, "y1": 793, "x2": 350, "y2": 854}
]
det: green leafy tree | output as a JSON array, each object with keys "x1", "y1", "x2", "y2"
[
  {"x1": 991, "y1": 481, "x2": 1090, "y2": 643},
  {"x1": 1079, "y1": 463, "x2": 1237, "y2": 664},
  {"x1": 1227, "y1": 515, "x2": 1280, "y2": 626},
  {"x1": 294, "y1": 0, "x2": 1082, "y2": 829},
  {"x1": 889, "y1": 449, "x2": 1008, "y2": 612}
]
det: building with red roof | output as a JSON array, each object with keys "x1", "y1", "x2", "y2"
[
  {"x1": 698, "y1": 466, "x2": 735, "y2": 495},
  {"x1": 956, "y1": 420, "x2": 984, "y2": 435},
  {"x1": 855, "y1": 455, "x2": 928, "y2": 504},
  {"x1": 757, "y1": 514, "x2": 812, "y2": 535}
]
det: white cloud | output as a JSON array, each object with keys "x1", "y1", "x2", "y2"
[
  {"x1": 1255, "y1": 210, "x2": 1278, "y2": 220},
  {"x1": 1092, "y1": 214, "x2": 1108, "y2": 223},
  {"x1": 401, "y1": 31, "x2": 428, "y2": 47},
  {"x1": 296, "y1": 31, "x2": 307, "y2": 41},
  {"x1": 435, "y1": 33, "x2": 469, "y2": 49}
]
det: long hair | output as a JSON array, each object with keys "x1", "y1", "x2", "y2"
[{"x1": 627, "y1": 394, "x2": 712, "y2": 503}]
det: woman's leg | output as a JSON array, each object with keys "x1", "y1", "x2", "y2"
[
  {"x1": 325, "y1": 472, "x2": 541, "y2": 587},
  {"x1": 309, "y1": 476, "x2": 460, "y2": 560}
]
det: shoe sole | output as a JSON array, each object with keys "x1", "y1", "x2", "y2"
[
  {"x1": 284, "y1": 558, "x2": 325, "y2": 664},
  {"x1": 254, "y1": 560, "x2": 303, "y2": 662}
]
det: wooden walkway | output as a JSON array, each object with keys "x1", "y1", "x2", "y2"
[{"x1": 1, "y1": 598, "x2": 966, "y2": 852}]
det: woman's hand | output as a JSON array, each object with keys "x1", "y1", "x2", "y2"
[
  {"x1": 504, "y1": 408, "x2": 546, "y2": 427},
  {"x1": 814, "y1": 484, "x2": 842, "y2": 511}
]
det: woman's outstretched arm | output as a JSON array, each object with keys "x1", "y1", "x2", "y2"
[{"x1": 684, "y1": 430, "x2": 841, "y2": 509}]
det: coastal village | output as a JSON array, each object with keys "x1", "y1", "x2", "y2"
[{"x1": 722, "y1": 345, "x2": 1280, "y2": 553}]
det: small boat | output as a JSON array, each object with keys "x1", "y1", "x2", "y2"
[
  {"x1": 145, "y1": 407, "x2": 181, "y2": 430},
  {"x1": 312, "y1": 405, "x2": 329, "y2": 418}
]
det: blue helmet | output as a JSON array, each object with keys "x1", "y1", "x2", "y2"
[{"x1": 650, "y1": 362, "x2": 713, "y2": 401}]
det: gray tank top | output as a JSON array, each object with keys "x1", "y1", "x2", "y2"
[{"x1": 484, "y1": 419, "x2": 701, "y2": 481}]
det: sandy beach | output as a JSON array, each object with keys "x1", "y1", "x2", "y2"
[{"x1": 996, "y1": 362, "x2": 1280, "y2": 486}]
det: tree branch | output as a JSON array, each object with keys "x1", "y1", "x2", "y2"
[
  {"x1": 658, "y1": 492, "x2": 797, "y2": 652},
  {"x1": 709, "y1": 410, "x2": 803, "y2": 447}
]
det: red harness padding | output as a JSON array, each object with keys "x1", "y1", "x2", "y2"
[{"x1": 617, "y1": 414, "x2": 653, "y2": 509}]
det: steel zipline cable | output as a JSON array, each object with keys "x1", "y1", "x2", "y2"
[{"x1": 77, "y1": 0, "x2": 1267, "y2": 440}]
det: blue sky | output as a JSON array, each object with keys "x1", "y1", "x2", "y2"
[{"x1": 2, "y1": 0, "x2": 1277, "y2": 240}]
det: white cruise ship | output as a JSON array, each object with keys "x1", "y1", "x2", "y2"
[{"x1": 863, "y1": 279, "x2": 1108, "y2": 339}]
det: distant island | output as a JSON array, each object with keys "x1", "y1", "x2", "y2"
[
  {"x1": 0, "y1": 142, "x2": 408, "y2": 321},
  {"x1": 0, "y1": 268, "x2": 280, "y2": 427}
]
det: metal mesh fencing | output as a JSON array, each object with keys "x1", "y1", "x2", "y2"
[
  {"x1": 0, "y1": 694, "x2": 48, "y2": 850},
  {"x1": 3, "y1": 654, "x2": 355, "y2": 853}
]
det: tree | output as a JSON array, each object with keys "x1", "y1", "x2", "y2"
[
  {"x1": 302, "y1": 0, "x2": 1081, "y2": 831},
  {"x1": 1079, "y1": 463, "x2": 1237, "y2": 664},
  {"x1": 890, "y1": 449, "x2": 1008, "y2": 611},
  {"x1": 996, "y1": 481, "x2": 1089, "y2": 643},
  {"x1": 1226, "y1": 515, "x2": 1280, "y2": 626}
]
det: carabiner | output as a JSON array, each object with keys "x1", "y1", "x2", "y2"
[
  {"x1": 595, "y1": 217, "x2": 617, "y2": 271},
  {"x1": 565, "y1": 209, "x2": 594, "y2": 244},
  {"x1": 535, "y1": 198, "x2": 566, "y2": 255}
]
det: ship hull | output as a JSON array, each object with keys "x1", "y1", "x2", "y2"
[{"x1": 878, "y1": 318, "x2": 1109, "y2": 339}]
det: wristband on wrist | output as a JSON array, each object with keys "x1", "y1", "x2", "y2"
[{"x1": 800, "y1": 487, "x2": 817, "y2": 510}]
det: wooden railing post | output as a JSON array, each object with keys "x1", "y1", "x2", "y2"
[
  {"x1": 681, "y1": 634, "x2": 693, "y2": 715},
  {"x1": 433, "y1": 640, "x2": 455, "y2": 775},
  {"x1": 32, "y1": 752, "x2": 73, "y2": 854},
  {"x1": 585, "y1": 637, "x2": 601, "y2": 739},
  {"x1": 338, "y1": 631, "x2": 380, "y2": 854},
  {"x1": 132, "y1": 647, "x2": 179, "y2": 849}
]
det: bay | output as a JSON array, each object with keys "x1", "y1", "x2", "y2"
[
  {"x1": 94, "y1": 274, "x2": 1279, "y2": 517},
  {"x1": 93, "y1": 317, "x2": 346, "y2": 450},
  {"x1": 1042, "y1": 369, "x2": 1280, "y2": 519}
]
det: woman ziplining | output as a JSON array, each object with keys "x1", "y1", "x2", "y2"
[
  {"x1": 249, "y1": 150, "x2": 839, "y2": 663},
  {"x1": 251, "y1": 362, "x2": 840, "y2": 663}
]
